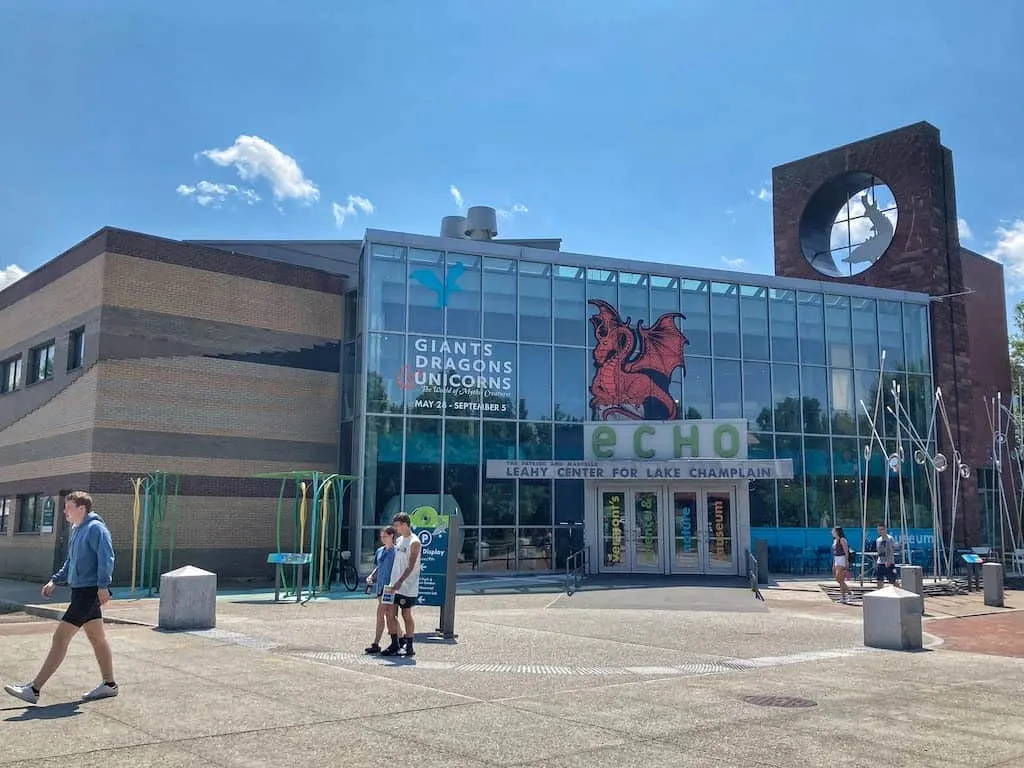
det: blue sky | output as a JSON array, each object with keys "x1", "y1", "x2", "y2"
[{"x1": 2, "y1": 0, "x2": 1023, "y2": 318}]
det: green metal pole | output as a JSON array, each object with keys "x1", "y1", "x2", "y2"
[{"x1": 167, "y1": 475, "x2": 180, "y2": 573}]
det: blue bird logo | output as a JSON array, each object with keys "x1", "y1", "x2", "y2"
[{"x1": 410, "y1": 260, "x2": 466, "y2": 308}]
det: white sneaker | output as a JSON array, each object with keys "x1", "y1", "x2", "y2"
[
  {"x1": 82, "y1": 683, "x2": 119, "y2": 701},
  {"x1": 4, "y1": 683, "x2": 39, "y2": 704}
]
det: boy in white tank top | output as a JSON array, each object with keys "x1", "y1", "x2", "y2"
[{"x1": 381, "y1": 513, "x2": 421, "y2": 657}]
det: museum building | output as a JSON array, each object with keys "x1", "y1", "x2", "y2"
[{"x1": 0, "y1": 121, "x2": 1013, "y2": 583}]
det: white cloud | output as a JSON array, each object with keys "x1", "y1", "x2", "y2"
[
  {"x1": 986, "y1": 219, "x2": 1024, "y2": 290},
  {"x1": 177, "y1": 180, "x2": 260, "y2": 208},
  {"x1": 750, "y1": 186, "x2": 772, "y2": 202},
  {"x1": 497, "y1": 203, "x2": 529, "y2": 219},
  {"x1": 958, "y1": 217, "x2": 973, "y2": 240},
  {"x1": 0, "y1": 264, "x2": 27, "y2": 291},
  {"x1": 721, "y1": 256, "x2": 746, "y2": 269},
  {"x1": 450, "y1": 185, "x2": 464, "y2": 209},
  {"x1": 199, "y1": 135, "x2": 319, "y2": 204},
  {"x1": 332, "y1": 195, "x2": 375, "y2": 229}
]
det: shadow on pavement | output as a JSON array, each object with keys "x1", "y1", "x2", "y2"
[{"x1": 3, "y1": 701, "x2": 83, "y2": 721}]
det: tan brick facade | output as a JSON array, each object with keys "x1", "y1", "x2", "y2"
[{"x1": 0, "y1": 228, "x2": 345, "y2": 585}]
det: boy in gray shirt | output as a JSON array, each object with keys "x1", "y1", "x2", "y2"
[{"x1": 874, "y1": 525, "x2": 898, "y2": 587}]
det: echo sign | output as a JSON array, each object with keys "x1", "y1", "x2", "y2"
[{"x1": 584, "y1": 420, "x2": 748, "y2": 461}]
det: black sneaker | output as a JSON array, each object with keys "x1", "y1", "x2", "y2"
[
  {"x1": 403, "y1": 644, "x2": 416, "y2": 657},
  {"x1": 379, "y1": 642, "x2": 401, "y2": 656},
  {"x1": 364, "y1": 643, "x2": 381, "y2": 654}
]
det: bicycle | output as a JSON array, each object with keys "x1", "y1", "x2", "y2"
[{"x1": 323, "y1": 546, "x2": 361, "y2": 592}]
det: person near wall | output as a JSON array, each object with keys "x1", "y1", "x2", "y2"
[{"x1": 4, "y1": 491, "x2": 119, "y2": 704}]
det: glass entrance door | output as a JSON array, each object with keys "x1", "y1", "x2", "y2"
[
  {"x1": 704, "y1": 489, "x2": 736, "y2": 574},
  {"x1": 598, "y1": 487, "x2": 662, "y2": 573},
  {"x1": 669, "y1": 487, "x2": 738, "y2": 574}
]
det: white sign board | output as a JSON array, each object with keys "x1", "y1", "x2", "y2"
[{"x1": 485, "y1": 459, "x2": 794, "y2": 481}]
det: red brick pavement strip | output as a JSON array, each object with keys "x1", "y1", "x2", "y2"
[{"x1": 925, "y1": 611, "x2": 1024, "y2": 658}]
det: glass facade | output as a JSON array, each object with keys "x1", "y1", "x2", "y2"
[{"x1": 354, "y1": 236, "x2": 935, "y2": 573}]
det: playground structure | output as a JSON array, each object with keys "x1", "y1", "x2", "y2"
[
  {"x1": 260, "y1": 471, "x2": 360, "y2": 602},
  {"x1": 981, "y1": 390, "x2": 1024, "y2": 573},
  {"x1": 129, "y1": 471, "x2": 182, "y2": 596}
]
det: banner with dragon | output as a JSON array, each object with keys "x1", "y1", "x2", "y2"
[{"x1": 588, "y1": 299, "x2": 688, "y2": 421}]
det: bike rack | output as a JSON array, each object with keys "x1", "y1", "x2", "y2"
[{"x1": 565, "y1": 546, "x2": 590, "y2": 595}]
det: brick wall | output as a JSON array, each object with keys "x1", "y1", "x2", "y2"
[{"x1": 771, "y1": 122, "x2": 985, "y2": 543}]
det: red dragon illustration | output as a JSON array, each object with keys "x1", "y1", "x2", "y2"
[{"x1": 588, "y1": 299, "x2": 688, "y2": 421}]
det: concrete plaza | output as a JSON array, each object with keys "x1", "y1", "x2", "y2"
[{"x1": 1, "y1": 576, "x2": 1022, "y2": 767}]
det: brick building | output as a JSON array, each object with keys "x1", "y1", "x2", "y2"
[
  {"x1": 0, "y1": 121, "x2": 1015, "y2": 586},
  {"x1": 0, "y1": 228, "x2": 346, "y2": 583}
]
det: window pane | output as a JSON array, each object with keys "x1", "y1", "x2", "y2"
[
  {"x1": 446, "y1": 253, "x2": 481, "y2": 338},
  {"x1": 519, "y1": 482, "x2": 552, "y2": 526},
  {"x1": 749, "y1": 434, "x2": 776, "y2": 528},
  {"x1": 362, "y1": 416, "x2": 403, "y2": 525},
  {"x1": 518, "y1": 422, "x2": 552, "y2": 460},
  {"x1": 776, "y1": 436, "x2": 805, "y2": 526},
  {"x1": 825, "y1": 295, "x2": 852, "y2": 368},
  {"x1": 365, "y1": 333, "x2": 405, "y2": 414},
  {"x1": 519, "y1": 345, "x2": 552, "y2": 420},
  {"x1": 710, "y1": 282, "x2": 740, "y2": 358},
  {"x1": 651, "y1": 276, "x2": 681, "y2": 321},
  {"x1": 586, "y1": 268, "x2": 617, "y2": 306},
  {"x1": 743, "y1": 362, "x2": 772, "y2": 425},
  {"x1": 800, "y1": 366, "x2": 829, "y2": 434},
  {"x1": 619, "y1": 272, "x2": 650, "y2": 327},
  {"x1": 878, "y1": 301, "x2": 904, "y2": 371},
  {"x1": 830, "y1": 368, "x2": 856, "y2": 435},
  {"x1": 681, "y1": 280, "x2": 710, "y2": 355},
  {"x1": 483, "y1": 257, "x2": 516, "y2": 340},
  {"x1": 740, "y1": 285, "x2": 769, "y2": 360},
  {"x1": 485, "y1": 342, "x2": 517, "y2": 418},
  {"x1": 518, "y1": 527, "x2": 554, "y2": 570},
  {"x1": 769, "y1": 289, "x2": 797, "y2": 363},
  {"x1": 367, "y1": 244, "x2": 406, "y2": 331},
  {"x1": 771, "y1": 364, "x2": 801, "y2": 433},
  {"x1": 683, "y1": 357, "x2": 712, "y2": 419},
  {"x1": 797, "y1": 292, "x2": 825, "y2": 365},
  {"x1": 852, "y1": 297, "x2": 879, "y2": 369},
  {"x1": 804, "y1": 436, "x2": 831, "y2": 528},
  {"x1": 482, "y1": 421, "x2": 515, "y2": 525},
  {"x1": 341, "y1": 342, "x2": 358, "y2": 420},
  {"x1": 855, "y1": 369, "x2": 883, "y2": 438},
  {"x1": 553, "y1": 265, "x2": 587, "y2": 346},
  {"x1": 479, "y1": 528, "x2": 516, "y2": 570},
  {"x1": 903, "y1": 303, "x2": 930, "y2": 374},
  {"x1": 404, "y1": 418, "x2": 441, "y2": 495},
  {"x1": 554, "y1": 424, "x2": 584, "y2": 460},
  {"x1": 906, "y1": 374, "x2": 933, "y2": 438},
  {"x1": 713, "y1": 359, "x2": 742, "y2": 419},
  {"x1": 444, "y1": 419, "x2": 480, "y2": 526},
  {"x1": 519, "y1": 261, "x2": 551, "y2": 343},
  {"x1": 553, "y1": 347, "x2": 587, "y2": 422},
  {"x1": 833, "y1": 438, "x2": 861, "y2": 528},
  {"x1": 408, "y1": 249, "x2": 445, "y2": 334},
  {"x1": 405, "y1": 335, "x2": 442, "y2": 416},
  {"x1": 554, "y1": 480, "x2": 584, "y2": 525}
]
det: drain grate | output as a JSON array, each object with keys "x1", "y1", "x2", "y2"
[{"x1": 741, "y1": 695, "x2": 817, "y2": 709}]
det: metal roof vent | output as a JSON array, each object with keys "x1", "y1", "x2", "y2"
[
  {"x1": 440, "y1": 215, "x2": 467, "y2": 239},
  {"x1": 465, "y1": 206, "x2": 498, "y2": 241}
]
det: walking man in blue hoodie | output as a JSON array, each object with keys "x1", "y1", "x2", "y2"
[{"x1": 4, "y1": 491, "x2": 119, "y2": 704}]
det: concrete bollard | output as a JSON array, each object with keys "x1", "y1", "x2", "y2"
[
  {"x1": 863, "y1": 585, "x2": 923, "y2": 651},
  {"x1": 983, "y1": 562, "x2": 1005, "y2": 608},
  {"x1": 158, "y1": 565, "x2": 217, "y2": 631},
  {"x1": 900, "y1": 565, "x2": 924, "y2": 614},
  {"x1": 755, "y1": 539, "x2": 770, "y2": 584}
]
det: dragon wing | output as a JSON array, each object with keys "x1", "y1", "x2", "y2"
[{"x1": 624, "y1": 312, "x2": 688, "y2": 385}]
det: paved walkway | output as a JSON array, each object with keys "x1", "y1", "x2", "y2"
[{"x1": 1, "y1": 577, "x2": 1022, "y2": 767}]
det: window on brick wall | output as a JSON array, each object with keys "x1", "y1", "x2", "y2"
[
  {"x1": 17, "y1": 494, "x2": 42, "y2": 533},
  {"x1": 67, "y1": 327, "x2": 85, "y2": 371},
  {"x1": 1, "y1": 356, "x2": 21, "y2": 394},
  {"x1": 28, "y1": 341, "x2": 55, "y2": 384},
  {"x1": 0, "y1": 497, "x2": 11, "y2": 534}
]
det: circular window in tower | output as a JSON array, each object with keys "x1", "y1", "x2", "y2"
[{"x1": 798, "y1": 172, "x2": 899, "y2": 278}]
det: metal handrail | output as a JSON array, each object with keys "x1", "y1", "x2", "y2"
[
  {"x1": 747, "y1": 549, "x2": 764, "y2": 601},
  {"x1": 566, "y1": 546, "x2": 590, "y2": 595}
]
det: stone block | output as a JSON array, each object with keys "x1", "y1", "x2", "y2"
[
  {"x1": 983, "y1": 562, "x2": 1005, "y2": 608},
  {"x1": 158, "y1": 565, "x2": 217, "y2": 631},
  {"x1": 863, "y1": 585, "x2": 923, "y2": 651},
  {"x1": 900, "y1": 565, "x2": 924, "y2": 614}
]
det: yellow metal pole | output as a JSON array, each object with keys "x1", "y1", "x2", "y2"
[
  {"x1": 130, "y1": 478, "x2": 142, "y2": 594},
  {"x1": 318, "y1": 478, "x2": 334, "y2": 590}
]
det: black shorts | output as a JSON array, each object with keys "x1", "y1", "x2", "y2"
[
  {"x1": 61, "y1": 587, "x2": 103, "y2": 628},
  {"x1": 394, "y1": 594, "x2": 416, "y2": 609},
  {"x1": 874, "y1": 563, "x2": 897, "y2": 583}
]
